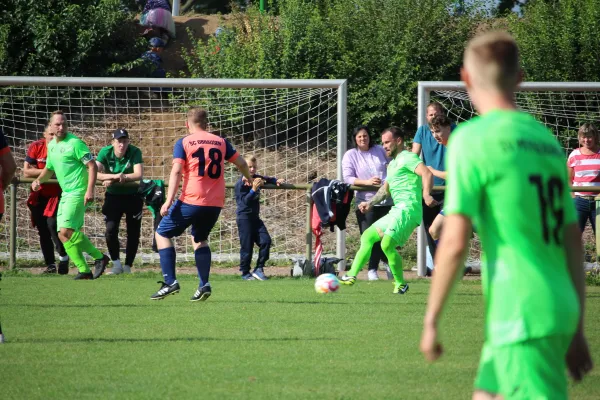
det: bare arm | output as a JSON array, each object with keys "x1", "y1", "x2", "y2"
[
  {"x1": 0, "y1": 151, "x2": 17, "y2": 188},
  {"x1": 414, "y1": 162, "x2": 436, "y2": 206},
  {"x1": 564, "y1": 222, "x2": 594, "y2": 380},
  {"x1": 231, "y1": 156, "x2": 253, "y2": 182},
  {"x1": 568, "y1": 166, "x2": 576, "y2": 198},
  {"x1": 32, "y1": 167, "x2": 54, "y2": 188},
  {"x1": 95, "y1": 161, "x2": 117, "y2": 181},
  {"x1": 412, "y1": 142, "x2": 422, "y2": 155},
  {"x1": 165, "y1": 162, "x2": 183, "y2": 206},
  {"x1": 367, "y1": 181, "x2": 390, "y2": 206},
  {"x1": 23, "y1": 162, "x2": 43, "y2": 178},
  {"x1": 122, "y1": 163, "x2": 143, "y2": 182},
  {"x1": 565, "y1": 222, "x2": 585, "y2": 331},
  {"x1": 84, "y1": 160, "x2": 97, "y2": 204},
  {"x1": 421, "y1": 214, "x2": 472, "y2": 361},
  {"x1": 428, "y1": 166, "x2": 447, "y2": 180}
]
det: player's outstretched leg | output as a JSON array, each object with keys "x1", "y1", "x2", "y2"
[
  {"x1": 190, "y1": 242, "x2": 212, "y2": 302},
  {"x1": 381, "y1": 235, "x2": 408, "y2": 294},
  {"x1": 68, "y1": 231, "x2": 109, "y2": 279},
  {"x1": 340, "y1": 227, "x2": 381, "y2": 285},
  {"x1": 63, "y1": 231, "x2": 93, "y2": 280},
  {"x1": 151, "y1": 232, "x2": 180, "y2": 300}
]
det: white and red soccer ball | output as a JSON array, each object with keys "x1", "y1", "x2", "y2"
[{"x1": 314, "y1": 273, "x2": 340, "y2": 294}]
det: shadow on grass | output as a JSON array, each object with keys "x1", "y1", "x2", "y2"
[{"x1": 9, "y1": 336, "x2": 337, "y2": 344}]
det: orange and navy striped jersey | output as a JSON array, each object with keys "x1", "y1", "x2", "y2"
[{"x1": 173, "y1": 131, "x2": 239, "y2": 207}]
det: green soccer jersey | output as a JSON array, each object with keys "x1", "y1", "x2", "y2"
[
  {"x1": 445, "y1": 110, "x2": 580, "y2": 346},
  {"x1": 386, "y1": 150, "x2": 423, "y2": 211},
  {"x1": 96, "y1": 144, "x2": 143, "y2": 195},
  {"x1": 46, "y1": 132, "x2": 94, "y2": 197}
]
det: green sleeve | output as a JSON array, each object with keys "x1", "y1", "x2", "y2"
[
  {"x1": 133, "y1": 146, "x2": 143, "y2": 165},
  {"x1": 96, "y1": 146, "x2": 110, "y2": 170},
  {"x1": 444, "y1": 129, "x2": 483, "y2": 219},
  {"x1": 403, "y1": 151, "x2": 423, "y2": 172},
  {"x1": 74, "y1": 138, "x2": 93, "y2": 164},
  {"x1": 46, "y1": 149, "x2": 54, "y2": 171}
]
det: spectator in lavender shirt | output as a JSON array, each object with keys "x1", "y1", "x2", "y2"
[{"x1": 342, "y1": 125, "x2": 393, "y2": 280}]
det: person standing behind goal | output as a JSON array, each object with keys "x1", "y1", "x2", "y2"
[
  {"x1": 96, "y1": 129, "x2": 144, "y2": 274},
  {"x1": 151, "y1": 107, "x2": 253, "y2": 301},
  {"x1": 23, "y1": 127, "x2": 70, "y2": 274},
  {"x1": 32, "y1": 111, "x2": 110, "y2": 280}
]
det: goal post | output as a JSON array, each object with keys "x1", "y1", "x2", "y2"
[
  {"x1": 417, "y1": 81, "x2": 600, "y2": 276},
  {"x1": 0, "y1": 76, "x2": 348, "y2": 269}
]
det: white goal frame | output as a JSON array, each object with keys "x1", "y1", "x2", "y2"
[
  {"x1": 0, "y1": 76, "x2": 348, "y2": 269},
  {"x1": 417, "y1": 81, "x2": 600, "y2": 276}
]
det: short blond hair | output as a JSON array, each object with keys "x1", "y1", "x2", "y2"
[
  {"x1": 47, "y1": 110, "x2": 66, "y2": 126},
  {"x1": 246, "y1": 154, "x2": 257, "y2": 163},
  {"x1": 464, "y1": 31, "x2": 520, "y2": 93},
  {"x1": 187, "y1": 107, "x2": 209, "y2": 129}
]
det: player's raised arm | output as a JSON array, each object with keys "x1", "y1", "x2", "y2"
[
  {"x1": 230, "y1": 152, "x2": 253, "y2": 184},
  {"x1": 414, "y1": 162, "x2": 437, "y2": 207}
]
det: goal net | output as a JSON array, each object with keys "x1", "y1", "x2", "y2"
[
  {"x1": 0, "y1": 78, "x2": 346, "y2": 266},
  {"x1": 420, "y1": 82, "x2": 599, "y2": 272}
]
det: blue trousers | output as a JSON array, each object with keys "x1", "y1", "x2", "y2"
[
  {"x1": 574, "y1": 196, "x2": 596, "y2": 234},
  {"x1": 237, "y1": 218, "x2": 272, "y2": 273}
]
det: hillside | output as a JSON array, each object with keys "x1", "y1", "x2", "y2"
[{"x1": 161, "y1": 14, "x2": 226, "y2": 77}]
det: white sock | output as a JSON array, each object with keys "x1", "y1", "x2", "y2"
[
  {"x1": 112, "y1": 259, "x2": 122, "y2": 269},
  {"x1": 59, "y1": 255, "x2": 69, "y2": 262}
]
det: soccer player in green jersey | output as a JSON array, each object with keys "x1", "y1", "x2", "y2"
[
  {"x1": 32, "y1": 111, "x2": 109, "y2": 280},
  {"x1": 420, "y1": 32, "x2": 593, "y2": 399},
  {"x1": 340, "y1": 126, "x2": 437, "y2": 294}
]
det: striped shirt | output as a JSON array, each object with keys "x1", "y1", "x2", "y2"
[{"x1": 567, "y1": 148, "x2": 600, "y2": 196}]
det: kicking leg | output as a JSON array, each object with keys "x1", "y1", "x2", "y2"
[
  {"x1": 341, "y1": 227, "x2": 382, "y2": 285},
  {"x1": 381, "y1": 235, "x2": 408, "y2": 294}
]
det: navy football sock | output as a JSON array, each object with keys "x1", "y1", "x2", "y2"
[
  {"x1": 194, "y1": 246, "x2": 211, "y2": 287},
  {"x1": 158, "y1": 247, "x2": 177, "y2": 285}
]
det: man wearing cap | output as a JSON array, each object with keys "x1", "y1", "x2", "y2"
[{"x1": 96, "y1": 128, "x2": 144, "y2": 274}]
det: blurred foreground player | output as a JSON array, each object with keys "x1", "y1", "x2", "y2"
[{"x1": 420, "y1": 31, "x2": 593, "y2": 399}]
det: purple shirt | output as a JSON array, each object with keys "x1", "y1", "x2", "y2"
[{"x1": 342, "y1": 145, "x2": 390, "y2": 203}]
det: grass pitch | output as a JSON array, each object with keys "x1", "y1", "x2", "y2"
[{"x1": 1, "y1": 274, "x2": 599, "y2": 399}]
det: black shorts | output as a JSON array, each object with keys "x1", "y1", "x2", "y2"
[{"x1": 102, "y1": 192, "x2": 144, "y2": 220}]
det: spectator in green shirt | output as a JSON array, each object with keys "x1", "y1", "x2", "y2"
[{"x1": 96, "y1": 129, "x2": 144, "y2": 275}]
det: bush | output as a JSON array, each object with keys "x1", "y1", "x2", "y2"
[
  {"x1": 508, "y1": 0, "x2": 600, "y2": 82},
  {"x1": 184, "y1": 0, "x2": 487, "y2": 134},
  {"x1": 0, "y1": 0, "x2": 147, "y2": 77}
]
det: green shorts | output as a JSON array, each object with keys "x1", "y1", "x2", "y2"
[
  {"x1": 475, "y1": 335, "x2": 572, "y2": 399},
  {"x1": 56, "y1": 195, "x2": 86, "y2": 231},
  {"x1": 371, "y1": 206, "x2": 420, "y2": 246}
]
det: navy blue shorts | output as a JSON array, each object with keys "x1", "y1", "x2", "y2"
[{"x1": 156, "y1": 200, "x2": 221, "y2": 243}]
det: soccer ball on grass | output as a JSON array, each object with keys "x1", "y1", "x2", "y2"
[{"x1": 314, "y1": 273, "x2": 340, "y2": 294}]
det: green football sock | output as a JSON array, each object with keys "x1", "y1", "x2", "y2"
[
  {"x1": 381, "y1": 235, "x2": 404, "y2": 285},
  {"x1": 63, "y1": 234, "x2": 90, "y2": 273},
  {"x1": 71, "y1": 231, "x2": 103, "y2": 260},
  {"x1": 348, "y1": 227, "x2": 381, "y2": 277}
]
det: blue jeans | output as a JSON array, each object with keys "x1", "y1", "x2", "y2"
[{"x1": 574, "y1": 196, "x2": 596, "y2": 234}]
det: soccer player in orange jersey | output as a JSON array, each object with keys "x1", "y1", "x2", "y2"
[{"x1": 151, "y1": 107, "x2": 253, "y2": 301}]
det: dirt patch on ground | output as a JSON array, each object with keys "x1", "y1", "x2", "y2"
[{"x1": 162, "y1": 14, "x2": 228, "y2": 77}]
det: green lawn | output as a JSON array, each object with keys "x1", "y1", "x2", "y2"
[{"x1": 1, "y1": 274, "x2": 599, "y2": 399}]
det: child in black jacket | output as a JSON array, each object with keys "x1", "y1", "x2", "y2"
[{"x1": 234, "y1": 155, "x2": 284, "y2": 280}]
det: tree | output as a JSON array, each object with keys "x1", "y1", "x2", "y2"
[{"x1": 0, "y1": 0, "x2": 146, "y2": 77}]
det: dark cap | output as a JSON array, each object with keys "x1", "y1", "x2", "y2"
[
  {"x1": 112, "y1": 128, "x2": 129, "y2": 139},
  {"x1": 149, "y1": 37, "x2": 166, "y2": 48}
]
